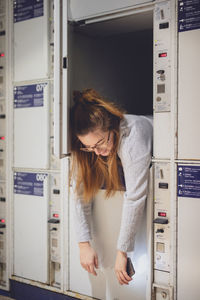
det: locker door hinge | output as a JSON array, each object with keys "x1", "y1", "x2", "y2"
[{"x1": 63, "y1": 57, "x2": 68, "y2": 69}]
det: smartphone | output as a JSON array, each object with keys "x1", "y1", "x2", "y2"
[{"x1": 126, "y1": 257, "x2": 135, "y2": 277}]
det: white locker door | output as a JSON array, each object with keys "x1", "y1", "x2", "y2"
[
  {"x1": 13, "y1": 0, "x2": 49, "y2": 82},
  {"x1": 13, "y1": 82, "x2": 49, "y2": 169},
  {"x1": 54, "y1": 0, "x2": 69, "y2": 157},
  {"x1": 69, "y1": 0, "x2": 153, "y2": 21},
  {"x1": 13, "y1": 172, "x2": 49, "y2": 283},
  {"x1": 177, "y1": 165, "x2": 200, "y2": 300},
  {"x1": 178, "y1": 29, "x2": 200, "y2": 159}
]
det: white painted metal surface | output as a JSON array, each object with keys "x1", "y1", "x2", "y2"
[
  {"x1": 62, "y1": 0, "x2": 69, "y2": 155},
  {"x1": 68, "y1": 0, "x2": 153, "y2": 21},
  {"x1": 13, "y1": 1, "x2": 49, "y2": 82},
  {"x1": 178, "y1": 29, "x2": 200, "y2": 160},
  {"x1": 153, "y1": 1, "x2": 173, "y2": 160},
  {"x1": 1, "y1": 0, "x2": 14, "y2": 291},
  {"x1": 54, "y1": 0, "x2": 69, "y2": 157},
  {"x1": 154, "y1": 113, "x2": 171, "y2": 159},
  {"x1": 13, "y1": 82, "x2": 49, "y2": 169},
  {"x1": 53, "y1": 0, "x2": 62, "y2": 158},
  {"x1": 154, "y1": 163, "x2": 171, "y2": 273},
  {"x1": 13, "y1": 174, "x2": 49, "y2": 283},
  {"x1": 178, "y1": 191, "x2": 200, "y2": 299}
]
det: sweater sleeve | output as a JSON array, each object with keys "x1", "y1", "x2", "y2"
[
  {"x1": 73, "y1": 197, "x2": 92, "y2": 242},
  {"x1": 71, "y1": 174, "x2": 92, "y2": 243},
  {"x1": 117, "y1": 119, "x2": 153, "y2": 252}
]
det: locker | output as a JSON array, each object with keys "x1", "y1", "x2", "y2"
[
  {"x1": 65, "y1": 7, "x2": 154, "y2": 300},
  {"x1": 178, "y1": 29, "x2": 200, "y2": 160},
  {"x1": 13, "y1": 172, "x2": 49, "y2": 283},
  {"x1": 13, "y1": 82, "x2": 50, "y2": 169},
  {"x1": 13, "y1": 0, "x2": 50, "y2": 82},
  {"x1": 177, "y1": 164, "x2": 200, "y2": 300}
]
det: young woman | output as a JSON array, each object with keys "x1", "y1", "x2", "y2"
[{"x1": 70, "y1": 89, "x2": 153, "y2": 286}]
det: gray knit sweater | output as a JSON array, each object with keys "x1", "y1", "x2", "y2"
[{"x1": 72, "y1": 114, "x2": 153, "y2": 252}]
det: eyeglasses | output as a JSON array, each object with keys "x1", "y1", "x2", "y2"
[{"x1": 80, "y1": 131, "x2": 111, "y2": 152}]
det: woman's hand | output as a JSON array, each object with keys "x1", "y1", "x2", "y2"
[
  {"x1": 79, "y1": 242, "x2": 98, "y2": 276},
  {"x1": 115, "y1": 250, "x2": 132, "y2": 285}
]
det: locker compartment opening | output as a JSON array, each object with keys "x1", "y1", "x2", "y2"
[
  {"x1": 68, "y1": 9, "x2": 154, "y2": 300},
  {"x1": 69, "y1": 9, "x2": 153, "y2": 116}
]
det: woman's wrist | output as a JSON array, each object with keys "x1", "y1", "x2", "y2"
[
  {"x1": 78, "y1": 241, "x2": 90, "y2": 248},
  {"x1": 117, "y1": 249, "x2": 127, "y2": 257}
]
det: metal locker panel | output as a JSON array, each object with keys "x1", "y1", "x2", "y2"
[
  {"x1": 13, "y1": 0, "x2": 49, "y2": 82},
  {"x1": 177, "y1": 165, "x2": 200, "y2": 300},
  {"x1": 178, "y1": 29, "x2": 200, "y2": 159},
  {"x1": 54, "y1": 0, "x2": 69, "y2": 157},
  {"x1": 153, "y1": 163, "x2": 171, "y2": 273},
  {"x1": 14, "y1": 83, "x2": 49, "y2": 169},
  {"x1": 153, "y1": 113, "x2": 171, "y2": 159},
  {"x1": 178, "y1": 197, "x2": 200, "y2": 300},
  {"x1": 69, "y1": 181, "x2": 152, "y2": 300},
  {"x1": 68, "y1": 0, "x2": 153, "y2": 21},
  {"x1": 13, "y1": 172, "x2": 49, "y2": 283}
]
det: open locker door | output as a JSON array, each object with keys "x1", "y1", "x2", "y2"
[
  {"x1": 68, "y1": 0, "x2": 154, "y2": 21},
  {"x1": 54, "y1": 0, "x2": 70, "y2": 158}
]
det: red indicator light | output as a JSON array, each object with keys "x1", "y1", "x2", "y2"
[
  {"x1": 158, "y1": 212, "x2": 167, "y2": 217},
  {"x1": 0, "y1": 219, "x2": 5, "y2": 223},
  {"x1": 0, "y1": 53, "x2": 5, "y2": 57},
  {"x1": 53, "y1": 213, "x2": 59, "y2": 218},
  {"x1": 159, "y1": 52, "x2": 167, "y2": 58},
  {"x1": 0, "y1": 136, "x2": 5, "y2": 140}
]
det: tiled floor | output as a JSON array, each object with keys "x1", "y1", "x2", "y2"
[{"x1": 0, "y1": 296, "x2": 15, "y2": 300}]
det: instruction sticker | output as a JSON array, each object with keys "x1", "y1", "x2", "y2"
[
  {"x1": 178, "y1": 165, "x2": 200, "y2": 198},
  {"x1": 14, "y1": 83, "x2": 47, "y2": 108},
  {"x1": 178, "y1": 0, "x2": 200, "y2": 32},
  {"x1": 14, "y1": 172, "x2": 47, "y2": 196},
  {"x1": 14, "y1": 0, "x2": 44, "y2": 23}
]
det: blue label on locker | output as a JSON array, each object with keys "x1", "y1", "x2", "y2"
[
  {"x1": 14, "y1": 83, "x2": 47, "y2": 108},
  {"x1": 178, "y1": 0, "x2": 200, "y2": 32},
  {"x1": 14, "y1": 0, "x2": 44, "y2": 23},
  {"x1": 14, "y1": 172, "x2": 47, "y2": 196},
  {"x1": 178, "y1": 165, "x2": 200, "y2": 198}
]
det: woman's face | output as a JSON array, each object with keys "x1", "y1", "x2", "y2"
[{"x1": 77, "y1": 128, "x2": 113, "y2": 156}]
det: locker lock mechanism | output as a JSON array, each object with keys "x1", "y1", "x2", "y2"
[
  {"x1": 153, "y1": 218, "x2": 168, "y2": 224},
  {"x1": 156, "y1": 70, "x2": 165, "y2": 81},
  {"x1": 157, "y1": 70, "x2": 165, "y2": 75},
  {"x1": 161, "y1": 291, "x2": 167, "y2": 299},
  {"x1": 50, "y1": 227, "x2": 58, "y2": 231},
  {"x1": 48, "y1": 219, "x2": 60, "y2": 224},
  {"x1": 156, "y1": 228, "x2": 164, "y2": 233},
  {"x1": 0, "y1": 219, "x2": 6, "y2": 228}
]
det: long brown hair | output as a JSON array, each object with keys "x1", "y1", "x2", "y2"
[{"x1": 70, "y1": 89, "x2": 125, "y2": 203}]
